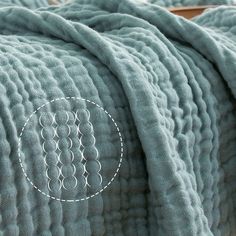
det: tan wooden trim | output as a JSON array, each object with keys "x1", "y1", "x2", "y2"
[{"x1": 169, "y1": 6, "x2": 217, "y2": 19}]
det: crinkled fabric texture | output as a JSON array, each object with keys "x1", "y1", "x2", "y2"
[
  {"x1": 0, "y1": 0, "x2": 236, "y2": 236},
  {"x1": 0, "y1": 0, "x2": 66, "y2": 8},
  {"x1": 0, "y1": 0, "x2": 235, "y2": 9},
  {"x1": 2, "y1": 0, "x2": 235, "y2": 9},
  {"x1": 0, "y1": 0, "x2": 48, "y2": 8}
]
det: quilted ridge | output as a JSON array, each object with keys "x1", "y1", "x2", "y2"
[{"x1": 0, "y1": 0, "x2": 235, "y2": 235}]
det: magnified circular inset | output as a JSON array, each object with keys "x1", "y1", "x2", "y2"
[{"x1": 17, "y1": 97, "x2": 123, "y2": 202}]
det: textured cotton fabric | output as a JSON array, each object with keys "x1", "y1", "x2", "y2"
[
  {"x1": 0, "y1": 0, "x2": 49, "y2": 8},
  {"x1": 0, "y1": 0, "x2": 236, "y2": 236},
  {"x1": 0, "y1": 0, "x2": 66, "y2": 8}
]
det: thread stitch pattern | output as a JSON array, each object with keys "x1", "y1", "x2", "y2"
[
  {"x1": 39, "y1": 113, "x2": 62, "y2": 192},
  {"x1": 75, "y1": 109, "x2": 102, "y2": 189}
]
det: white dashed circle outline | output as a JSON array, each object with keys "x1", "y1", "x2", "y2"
[{"x1": 17, "y1": 97, "x2": 124, "y2": 202}]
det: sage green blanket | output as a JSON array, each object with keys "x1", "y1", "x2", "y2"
[{"x1": 0, "y1": 0, "x2": 236, "y2": 235}]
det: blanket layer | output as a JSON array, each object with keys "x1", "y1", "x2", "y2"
[
  {"x1": 0, "y1": 0, "x2": 236, "y2": 236},
  {"x1": 1, "y1": 0, "x2": 235, "y2": 9}
]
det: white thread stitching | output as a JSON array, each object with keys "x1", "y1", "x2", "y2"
[{"x1": 39, "y1": 113, "x2": 62, "y2": 192}]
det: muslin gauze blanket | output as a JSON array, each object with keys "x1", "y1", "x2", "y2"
[{"x1": 0, "y1": 0, "x2": 236, "y2": 235}]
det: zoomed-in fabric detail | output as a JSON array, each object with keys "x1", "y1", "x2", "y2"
[
  {"x1": 39, "y1": 109, "x2": 101, "y2": 192},
  {"x1": 18, "y1": 97, "x2": 123, "y2": 202}
]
